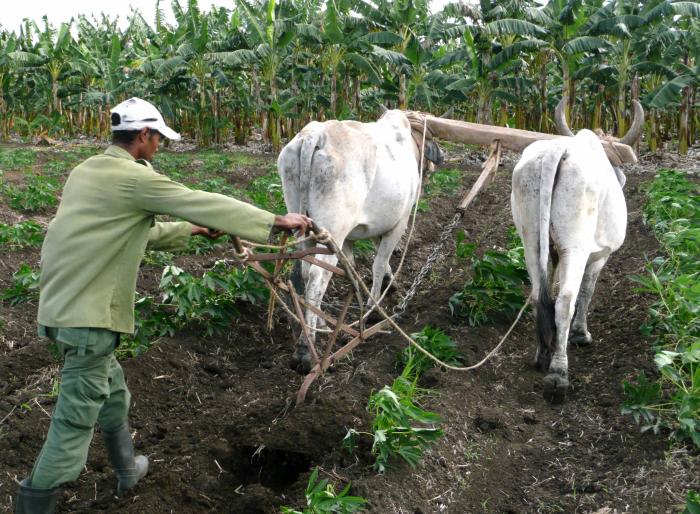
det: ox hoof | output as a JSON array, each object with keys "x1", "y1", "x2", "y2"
[
  {"x1": 381, "y1": 275, "x2": 398, "y2": 294},
  {"x1": 542, "y1": 374, "x2": 569, "y2": 404},
  {"x1": 290, "y1": 350, "x2": 313, "y2": 374},
  {"x1": 570, "y1": 331, "x2": 592, "y2": 346}
]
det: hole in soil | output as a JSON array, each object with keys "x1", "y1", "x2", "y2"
[{"x1": 226, "y1": 445, "x2": 312, "y2": 492}]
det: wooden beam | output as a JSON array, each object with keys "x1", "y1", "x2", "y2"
[{"x1": 421, "y1": 115, "x2": 637, "y2": 165}]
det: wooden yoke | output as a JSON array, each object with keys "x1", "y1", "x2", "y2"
[{"x1": 419, "y1": 115, "x2": 638, "y2": 165}]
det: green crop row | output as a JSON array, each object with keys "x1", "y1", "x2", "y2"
[{"x1": 622, "y1": 170, "x2": 699, "y2": 448}]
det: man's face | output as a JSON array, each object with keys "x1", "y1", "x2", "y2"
[{"x1": 135, "y1": 129, "x2": 162, "y2": 161}]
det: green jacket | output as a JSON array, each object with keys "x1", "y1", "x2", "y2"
[{"x1": 38, "y1": 145, "x2": 276, "y2": 334}]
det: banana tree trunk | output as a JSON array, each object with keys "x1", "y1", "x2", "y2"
[
  {"x1": 616, "y1": 40, "x2": 631, "y2": 138},
  {"x1": 648, "y1": 110, "x2": 658, "y2": 153},
  {"x1": 631, "y1": 73, "x2": 640, "y2": 155},
  {"x1": 593, "y1": 84, "x2": 604, "y2": 131},
  {"x1": 689, "y1": 87, "x2": 696, "y2": 147},
  {"x1": 330, "y1": 69, "x2": 337, "y2": 118},
  {"x1": 399, "y1": 73, "x2": 407, "y2": 110},
  {"x1": 353, "y1": 75, "x2": 361, "y2": 118},
  {"x1": 679, "y1": 86, "x2": 690, "y2": 155},
  {"x1": 0, "y1": 89, "x2": 7, "y2": 141}
]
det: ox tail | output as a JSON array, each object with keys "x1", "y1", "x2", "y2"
[
  {"x1": 535, "y1": 144, "x2": 567, "y2": 360},
  {"x1": 297, "y1": 130, "x2": 323, "y2": 217}
]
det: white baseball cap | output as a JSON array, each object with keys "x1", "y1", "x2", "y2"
[{"x1": 110, "y1": 97, "x2": 181, "y2": 140}]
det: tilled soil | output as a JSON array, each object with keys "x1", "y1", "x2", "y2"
[{"x1": 0, "y1": 144, "x2": 698, "y2": 513}]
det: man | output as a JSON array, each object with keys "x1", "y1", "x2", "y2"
[{"x1": 15, "y1": 97, "x2": 312, "y2": 513}]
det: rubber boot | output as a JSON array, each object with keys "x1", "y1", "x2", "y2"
[
  {"x1": 101, "y1": 424, "x2": 149, "y2": 495},
  {"x1": 15, "y1": 478, "x2": 62, "y2": 514}
]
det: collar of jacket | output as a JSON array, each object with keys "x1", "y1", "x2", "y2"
[{"x1": 104, "y1": 145, "x2": 153, "y2": 169}]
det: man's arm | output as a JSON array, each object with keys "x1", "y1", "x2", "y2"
[
  {"x1": 133, "y1": 172, "x2": 276, "y2": 243},
  {"x1": 146, "y1": 221, "x2": 192, "y2": 251},
  {"x1": 134, "y1": 172, "x2": 314, "y2": 242}
]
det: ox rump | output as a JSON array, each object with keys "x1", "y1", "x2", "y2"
[
  {"x1": 511, "y1": 129, "x2": 632, "y2": 403},
  {"x1": 278, "y1": 109, "x2": 444, "y2": 372}
]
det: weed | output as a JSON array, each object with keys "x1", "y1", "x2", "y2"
[
  {"x1": 685, "y1": 490, "x2": 700, "y2": 514},
  {"x1": 417, "y1": 168, "x2": 463, "y2": 212},
  {"x1": 41, "y1": 377, "x2": 61, "y2": 398},
  {"x1": 246, "y1": 172, "x2": 285, "y2": 213},
  {"x1": 279, "y1": 467, "x2": 366, "y2": 514},
  {"x1": 0, "y1": 220, "x2": 44, "y2": 248},
  {"x1": 424, "y1": 168, "x2": 462, "y2": 196},
  {"x1": 3, "y1": 174, "x2": 59, "y2": 212},
  {"x1": 623, "y1": 170, "x2": 700, "y2": 448},
  {"x1": 0, "y1": 149, "x2": 37, "y2": 170},
  {"x1": 191, "y1": 176, "x2": 241, "y2": 197},
  {"x1": 142, "y1": 250, "x2": 174, "y2": 267},
  {"x1": 400, "y1": 325, "x2": 464, "y2": 375},
  {"x1": 352, "y1": 239, "x2": 374, "y2": 256},
  {"x1": 187, "y1": 234, "x2": 231, "y2": 255},
  {"x1": 1, "y1": 264, "x2": 40, "y2": 306}
]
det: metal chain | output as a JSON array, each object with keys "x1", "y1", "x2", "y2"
[{"x1": 392, "y1": 211, "x2": 463, "y2": 317}]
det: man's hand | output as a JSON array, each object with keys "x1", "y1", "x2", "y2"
[
  {"x1": 273, "y1": 213, "x2": 313, "y2": 235},
  {"x1": 191, "y1": 225, "x2": 225, "y2": 239}
]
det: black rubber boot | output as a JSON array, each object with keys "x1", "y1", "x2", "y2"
[
  {"x1": 101, "y1": 424, "x2": 149, "y2": 495},
  {"x1": 15, "y1": 478, "x2": 62, "y2": 514}
]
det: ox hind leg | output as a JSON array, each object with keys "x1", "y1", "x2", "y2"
[
  {"x1": 543, "y1": 249, "x2": 589, "y2": 403},
  {"x1": 367, "y1": 221, "x2": 407, "y2": 314},
  {"x1": 291, "y1": 249, "x2": 340, "y2": 373},
  {"x1": 570, "y1": 255, "x2": 607, "y2": 346}
]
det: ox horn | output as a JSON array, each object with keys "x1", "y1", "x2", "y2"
[
  {"x1": 440, "y1": 107, "x2": 454, "y2": 118},
  {"x1": 619, "y1": 100, "x2": 645, "y2": 146},
  {"x1": 554, "y1": 97, "x2": 574, "y2": 137}
]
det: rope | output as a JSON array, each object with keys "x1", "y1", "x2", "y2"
[{"x1": 329, "y1": 231, "x2": 529, "y2": 372}]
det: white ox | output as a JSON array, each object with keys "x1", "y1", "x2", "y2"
[
  {"x1": 278, "y1": 109, "x2": 444, "y2": 370},
  {"x1": 511, "y1": 100, "x2": 643, "y2": 402}
]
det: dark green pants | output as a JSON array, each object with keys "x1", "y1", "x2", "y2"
[{"x1": 29, "y1": 327, "x2": 130, "y2": 489}]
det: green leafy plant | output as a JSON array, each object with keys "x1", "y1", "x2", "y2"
[
  {"x1": 685, "y1": 490, "x2": 700, "y2": 514},
  {"x1": 3, "y1": 174, "x2": 59, "y2": 212},
  {"x1": 119, "y1": 262, "x2": 268, "y2": 356},
  {"x1": 417, "y1": 168, "x2": 463, "y2": 212},
  {"x1": 0, "y1": 149, "x2": 37, "y2": 170},
  {"x1": 117, "y1": 295, "x2": 180, "y2": 358},
  {"x1": 400, "y1": 325, "x2": 464, "y2": 375},
  {"x1": 246, "y1": 172, "x2": 285, "y2": 213},
  {"x1": 345, "y1": 363, "x2": 443, "y2": 473},
  {"x1": 449, "y1": 235, "x2": 529, "y2": 325},
  {"x1": 279, "y1": 468, "x2": 366, "y2": 514},
  {"x1": 1, "y1": 264, "x2": 41, "y2": 305},
  {"x1": 423, "y1": 168, "x2": 462, "y2": 196},
  {"x1": 352, "y1": 239, "x2": 375, "y2": 257},
  {"x1": 623, "y1": 170, "x2": 699, "y2": 447},
  {"x1": 0, "y1": 220, "x2": 44, "y2": 247}
]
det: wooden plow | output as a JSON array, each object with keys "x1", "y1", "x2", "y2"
[{"x1": 229, "y1": 112, "x2": 639, "y2": 406}]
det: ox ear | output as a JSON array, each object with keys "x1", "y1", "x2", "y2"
[{"x1": 424, "y1": 140, "x2": 444, "y2": 165}]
